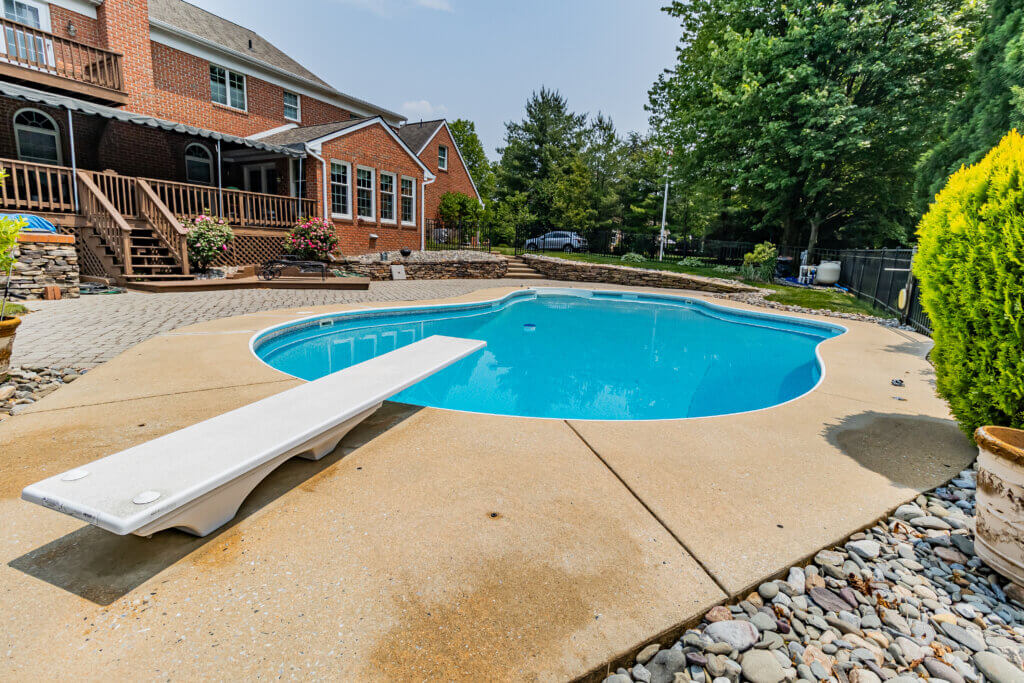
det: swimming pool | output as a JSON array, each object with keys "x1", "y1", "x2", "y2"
[{"x1": 252, "y1": 288, "x2": 845, "y2": 420}]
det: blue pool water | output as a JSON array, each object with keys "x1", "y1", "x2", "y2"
[{"x1": 253, "y1": 289, "x2": 844, "y2": 420}]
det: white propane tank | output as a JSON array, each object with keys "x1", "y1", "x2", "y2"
[{"x1": 815, "y1": 261, "x2": 841, "y2": 285}]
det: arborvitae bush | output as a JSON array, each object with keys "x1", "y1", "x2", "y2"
[{"x1": 915, "y1": 130, "x2": 1024, "y2": 436}]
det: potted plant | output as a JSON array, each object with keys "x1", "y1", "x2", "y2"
[
  {"x1": 0, "y1": 172, "x2": 28, "y2": 378},
  {"x1": 183, "y1": 214, "x2": 234, "y2": 274},
  {"x1": 975, "y1": 426, "x2": 1024, "y2": 587}
]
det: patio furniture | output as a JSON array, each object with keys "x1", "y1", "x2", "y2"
[
  {"x1": 258, "y1": 254, "x2": 327, "y2": 281},
  {"x1": 21, "y1": 335, "x2": 486, "y2": 537}
]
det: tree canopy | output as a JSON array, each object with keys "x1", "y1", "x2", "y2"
[
  {"x1": 447, "y1": 119, "x2": 496, "y2": 201},
  {"x1": 648, "y1": 0, "x2": 979, "y2": 256},
  {"x1": 916, "y1": 0, "x2": 1024, "y2": 209}
]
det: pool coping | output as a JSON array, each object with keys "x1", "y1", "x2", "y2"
[{"x1": 0, "y1": 282, "x2": 974, "y2": 680}]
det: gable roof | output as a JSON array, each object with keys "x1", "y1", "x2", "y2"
[
  {"x1": 257, "y1": 118, "x2": 371, "y2": 147},
  {"x1": 397, "y1": 120, "x2": 446, "y2": 155},
  {"x1": 148, "y1": 0, "x2": 403, "y2": 123},
  {"x1": 262, "y1": 117, "x2": 434, "y2": 178}
]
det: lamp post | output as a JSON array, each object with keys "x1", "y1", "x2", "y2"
[{"x1": 658, "y1": 147, "x2": 673, "y2": 262}]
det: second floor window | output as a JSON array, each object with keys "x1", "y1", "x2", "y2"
[
  {"x1": 356, "y1": 167, "x2": 374, "y2": 220},
  {"x1": 283, "y1": 91, "x2": 300, "y2": 121},
  {"x1": 437, "y1": 145, "x2": 448, "y2": 171},
  {"x1": 401, "y1": 177, "x2": 415, "y2": 225},
  {"x1": 379, "y1": 172, "x2": 395, "y2": 222},
  {"x1": 210, "y1": 64, "x2": 246, "y2": 110}
]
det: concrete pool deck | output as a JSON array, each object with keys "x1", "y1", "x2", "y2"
[{"x1": 0, "y1": 284, "x2": 975, "y2": 680}]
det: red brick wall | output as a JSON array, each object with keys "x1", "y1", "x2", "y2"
[
  {"x1": 146, "y1": 42, "x2": 355, "y2": 138},
  {"x1": 417, "y1": 124, "x2": 481, "y2": 220},
  {"x1": 96, "y1": 0, "x2": 156, "y2": 112},
  {"x1": 310, "y1": 123, "x2": 424, "y2": 254},
  {"x1": 49, "y1": 5, "x2": 102, "y2": 46}
]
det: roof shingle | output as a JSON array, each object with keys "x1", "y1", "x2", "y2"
[
  {"x1": 257, "y1": 118, "x2": 372, "y2": 147},
  {"x1": 397, "y1": 120, "x2": 445, "y2": 154}
]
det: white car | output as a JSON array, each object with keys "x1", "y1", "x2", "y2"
[{"x1": 524, "y1": 231, "x2": 588, "y2": 252}]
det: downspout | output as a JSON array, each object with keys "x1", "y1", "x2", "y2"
[
  {"x1": 66, "y1": 109, "x2": 79, "y2": 212},
  {"x1": 304, "y1": 143, "x2": 328, "y2": 221},
  {"x1": 420, "y1": 172, "x2": 436, "y2": 251}
]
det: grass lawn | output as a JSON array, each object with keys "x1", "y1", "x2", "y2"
[
  {"x1": 2, "y1": 302, "x2": 28, "y2": 318},
  {"x1": 525, "y1": 250, "x2": 892, "y2": 318}
]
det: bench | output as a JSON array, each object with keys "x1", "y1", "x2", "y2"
[{"x1": 22, "y1": 335, "x2": 485, "y2": 537}]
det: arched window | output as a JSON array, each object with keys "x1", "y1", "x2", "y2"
[
  {"x1": 185, "y1": 143, "x2": 213, "y2": 185},
  {"x1": 14, "y1": 108, "x2": 61, "y2": 165}
]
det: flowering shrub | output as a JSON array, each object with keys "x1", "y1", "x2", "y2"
[
  {"x1": 183, "y1": 214, "x2": 233, "y2": 271},
  {"x1": 284, "y1": 217, "x2": 338, "y2": 260}
]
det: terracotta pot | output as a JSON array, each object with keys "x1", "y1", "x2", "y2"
[
  {"x1": 975, "y1": 425, "x2": 1024, "y2": 586},
  {"x1": 0, "y1": 315, "x2": 20, "y2": 377}
]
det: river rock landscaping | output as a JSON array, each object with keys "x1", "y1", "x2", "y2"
[
  {"x1": 604, "y1": 465, "x2": 1024, "y2": 683},
  {"x1": 0, "y1": 366, "x2": 86, "y2": 418}
]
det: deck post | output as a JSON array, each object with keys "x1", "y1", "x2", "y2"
[
  {"x1": 67, "y1": 109, "x2": 79, "y2": 212},
  {"x1": 216, "y1": 139, "x2": 223, "y2": 217}
]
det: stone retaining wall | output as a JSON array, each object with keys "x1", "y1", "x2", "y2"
[
  {"x1": 520, "y1": 254, "x2": 755, "y2": 293},
  {"x1": 3, "y1": 234, "x2": 80, "y2": 300},
  {"x1": 342, "y1": 252, "x2": 507, "y2": 280}
]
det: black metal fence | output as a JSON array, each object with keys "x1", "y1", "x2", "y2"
[{"x1": 424, "y1": 219, "x2": 490, "y2": 252}]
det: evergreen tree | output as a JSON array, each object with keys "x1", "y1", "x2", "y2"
[
  {"x1": 447, "y1": 119, "x2": 496, "y2": 201},
  {"x1": 916, "y1": 0, "x2": 1024, "y2": 208}
]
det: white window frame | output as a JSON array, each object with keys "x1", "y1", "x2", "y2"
[
  {"x1": 400, "y1": 175, "x2": 416, "y2": 227},
  {"x1": 13, "y1": 107, "x2": 61, "y2": 165},
  {"x1": 437, "y1": 144, "x2": 448, "y2": 171},
  {"x1": 3, "y1": 0, "x2": 51, "y2": 30},
  {"x1": 210, "y1": 63, "x2": 247, "y2": 112},
  {"x1": 329, "y1": 159, "x2": 352, "y2": 219},
  {"x1": 379, "y1": 171, "x2": 396, "y2": 224},
  {"x1": 289, "y1": 157, "x2": 305, "y2": 198},
  {"x1": 184, "y1": 142, "x2": 214, "y2": 185},
  {"x1": 355, "y1": 165, "x2": 375, "y2": 221},
  {"x1": 283, "y1": 91, "x2": 300, "y2": 122}
]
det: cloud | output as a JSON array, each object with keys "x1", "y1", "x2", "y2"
[
  {"x1": 415, "y1": 0, "x2": 452, "y2": 10},
  {"x1": 401, "y1": 100, "x2": 448, "y2": 120},
  {"x1": 334, "y1": 0, "x2": 452, "y2": 15}
]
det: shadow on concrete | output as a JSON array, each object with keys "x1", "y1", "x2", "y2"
[
  {"x1": 8, "y1": 401, "x2": 422, "y2": 606},
  {"x1": 822, "y1": 411, "x2": 975, "y2": 491}
]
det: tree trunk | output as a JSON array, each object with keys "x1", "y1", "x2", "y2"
[{"x1": 806, "y1": 213, "x2": 821, "y2": 265}]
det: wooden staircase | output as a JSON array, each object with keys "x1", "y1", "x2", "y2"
[{"x1": 75, "y1": 171, "x2": 192, "y2": 283}]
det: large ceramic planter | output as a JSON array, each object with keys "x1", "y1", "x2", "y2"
[
  {"x1": 0, "y1": 315, "x2": 20, "y2": 377},
  {"x1": 975, "y1": 426, "x2": 1024, "y2": 586}
]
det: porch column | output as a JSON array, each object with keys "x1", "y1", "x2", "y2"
[
  {"x1": 216, "y1": 140, "x2": 223, "y2": 217},
  {"x1": 66, "y1": 109, "x2": 79, "y2": 212}
]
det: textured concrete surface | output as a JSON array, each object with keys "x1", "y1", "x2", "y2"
[{"x1": 0, "y1": 285, "x2": 974, "y2": 680}]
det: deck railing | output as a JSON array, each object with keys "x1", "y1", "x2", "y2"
[
  {"x1": 0, "y1": 17, "x2": 124, "y2": 93},
  {"x1": 136, "y1": 179, "x2": 190, "y2": 276},
  {"x1": 0, "y1": 158, "x2": 75, "y2": 212},
  {"x1": 76, "y1": 170, "x2": 132, "y2": 275},
  {"x1": 146, "y1": 178, "x2": 316, "y2": 229}
]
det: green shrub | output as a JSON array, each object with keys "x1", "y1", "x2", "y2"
[
  {"x1": 0, "y1": 169, "x2": 27, "y2": 320},
  {"x1": 183, "y1": 214, "x2": 233, "y2": 272},
  {"x1": 284, "y1": 217, "x2": 339, "y2": 261},
  {"x1": 713, "y1": 264, "x2": 739, "y2": 275},
  {"x1": 620, "y1": 252, "x2": 644, "y2": 264},
  {"x1": 740, "y1": 241, "x2": 778, "y2": 281},
  {"x1": 437, "y1": 191, "x2": 482, "y2": 227},
  {"x1": 915, "y1": 130, "x2": 1024, "y2": 435},
  {"x1": 680, "y1": 256, "x2": 706, "y2": 267}
]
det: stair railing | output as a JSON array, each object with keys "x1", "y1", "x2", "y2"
[
  {"x1": 76, "y1": 169, "x2": 133, "y2": 276},
  {"x1": 136, "y1": 179, "x2": 191, "y2": 276}
]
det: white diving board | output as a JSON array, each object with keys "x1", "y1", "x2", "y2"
[{"x1": 22, "y1": 335, "x2": 485, "y2": 537}]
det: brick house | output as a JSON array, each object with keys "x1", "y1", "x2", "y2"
[{"x1": 0, "y1": 0, "x2": 481, "y2": 281}]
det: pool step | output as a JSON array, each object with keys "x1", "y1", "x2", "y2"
[{"x1": 503, "y1": 256, "x2": 545, "y2": 280}]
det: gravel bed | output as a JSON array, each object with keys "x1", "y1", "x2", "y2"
[
  {"x1": 605, "y1": 466, "x2": 1024, "y2": 683},
  {"x1": 712, "y1": 288, "x2": 914, "y2": 330},
  {"x1": 0, "y1": 365, "x2": 87, "y2": 417},
  {"x1": 344, "y1": 249, "x2": 502, "y2": 264}
]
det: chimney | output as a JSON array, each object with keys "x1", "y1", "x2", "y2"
[{"x1": 97, "y1": 0, "x2": 155, "y2": 111}]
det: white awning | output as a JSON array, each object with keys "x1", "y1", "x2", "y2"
[{"x1": 0, "y1": 81, "x2": 305, "y2": 158}]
